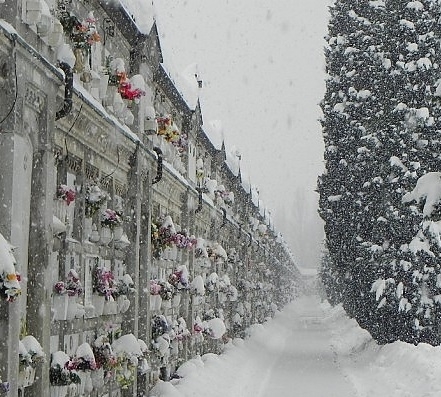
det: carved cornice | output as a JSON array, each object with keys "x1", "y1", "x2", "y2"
[
  {"x1": 55, "y1": 104, "x2": 136, "y2": 174},
  {"x1": 115, "y1": 180, "x2": 127, "y2": 197},
  {"x1": 85, "y1": 163, "x2": 99, "y2": 181},
  {"x1": 66, "y1": 154, "x2": 82, "y2": 173},
  {"x1": 25, "y1": 83, "x2": 45, "y2": 113}
]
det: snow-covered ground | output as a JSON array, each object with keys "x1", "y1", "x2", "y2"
[{"x1": 150, "y1": 295, "x2": 441, "y2": 397}]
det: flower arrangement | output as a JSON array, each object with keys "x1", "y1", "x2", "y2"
[
  {"x1": 214, "y1": 185, "x2": 233, "y2": 202},
  {"x1": 149, "y1": 280, "x2": 161, "y2": 296},
  {"x1": 196, "y1": 158, "x2": 204, "y2": 181},
  {"x1": 114, "y1": 274, "x2": 135, "y2": 297},
  {"x1": 168, "y1": 265, "x2": 190, "y2": 290},
  {"x1": 111, "y1": 334, "x2": 148, "y2": 389},
  {"x1": 85, "y1": 184, "x2": 108, "y2": 217},
  {"x1": 0, "y1": 380, "x2": 8, "y2": 394},
  {"x1": 207, "y1": 242, "x2": 228, "y2": 263},
  {"x1": 92, "y1": 334, "x2": 117, "y2": 374},
  {"x1": 151, "y1": 315, "x2": 169, "y2": 340},
  {"x1": 49, "y1": 351, "x2": 81, "y2": 386},
  {"x1": 19, "y1": 336, "x2": 45, "y2": 369},
  {"x1": 68, "y1": 343, "x2": 97, "y2": 371},
  {"x1": 190, "y1": 275, "x2": 205, "y2": 296},
  {"x1": 205, "y1": 272, "x2": 219, "y2": 293},
  {"x1": 60, "y1": 11, "x2": 100, "y2": 50},
  {"x1": 158, "y1": 280, "x2": 174, "y2": 301},
  {"x1": 93, "y1": 267, "x2": 115, "y2": 300},
  {"x1": 0, "y1": 271, "x2": 20, "y2": 303},
  {"x1": 118, "y1": 80, "x2": 145, "y2": 101},
  {"x1": 105, "y1": 56, "x2": 127, "y2": 86},
  {"x1": 151, "y1": 216, "x2": 197, "y2": 258},
  {"x1": 0, "y1": 233, "x2": 21, "y2": 302},
  {"x1": 170, "y1": 232, "x2": 197, "y2": 250},
  {"x1": 172, "y1": 317, "x2": 191, "y2": 341},
  {"x1": 54, "y1": 269, "x2": 83, "y2": 297},
  {"x1": 151, "y1": 219, "x2": 174, "y2": 258},
  {"x1": 100, "y1": 209, "x2": 123, "y2": 229},
  {"x1": 156, "y1": 116, "x2": 188, "y2": 152},
  {"x1": 56, "y1": 184, "x2": 76, "y2": 206},
  {"x1": 193, "y1": 316, "x2": 204, "y2": 334},
  {"x1": 114, "y1": 359, "x2": 136, "y2": 389},
  {"x1": 156, "y1": 116, "x2": 179, "y2": 142}
]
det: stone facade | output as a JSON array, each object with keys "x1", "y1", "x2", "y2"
[{"x1": 0, "y1": 1, "x2": 301, "y2": 396}]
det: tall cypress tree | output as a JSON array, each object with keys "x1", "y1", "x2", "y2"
[{"x1": 320, "y1": 0, "x2": 441, "y2": 345}]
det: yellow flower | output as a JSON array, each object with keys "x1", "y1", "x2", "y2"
[{"x1": 6, "y1": 273, "x2": 17, "y2": 281}]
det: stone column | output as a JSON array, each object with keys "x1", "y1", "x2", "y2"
[
  {"x1": 124, "y1": 146, "x2": 152, "y2": 397},
  {"x1": 24, "y1": 60, "x2": 58, "y2": 396}
]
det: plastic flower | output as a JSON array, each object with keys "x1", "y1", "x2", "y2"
[
  {"x1": 118, "y1": 81, "x2": 145, "y2": 101},
  {"x1": 54, "y1": 281, "x2": 66, "y2": 295},
  {"x1": 57, "y1": 184, "x2": 76, "y2": 206},
  {"x1": 149, "y1": 280, "x2": 162, "y2": 296},
  {"x1": 84, "y1": 184, "x2": 108, "y2": 217},
  {"x1": 54, "y1": 270, "x2": 82, "y2": 297},
  {"x1": 100, "y1": 209, "x2": 123, "y2": 229},
  {"x1": 93, "y1": 267, "x2": 115, "y2": 299}
]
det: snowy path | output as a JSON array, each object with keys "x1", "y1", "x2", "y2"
[
  {"x1": 151, "y1": 296, "x2": 357, "y2": 397},
  {"x1": 252, "y1": 297, "x2": 356, "y2": 397}
]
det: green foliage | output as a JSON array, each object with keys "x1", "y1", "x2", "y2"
[{"x1": 319, "y1": 0, "x2": 441, "y2": 346}]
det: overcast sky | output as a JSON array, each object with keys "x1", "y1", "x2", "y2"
[{"x1": 150, "y1": 1, "x2": 331, "y2": 268}]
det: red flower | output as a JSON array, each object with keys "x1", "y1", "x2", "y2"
[{"x1": 118, "y1": 81, "x2": 145, "y2": 100}]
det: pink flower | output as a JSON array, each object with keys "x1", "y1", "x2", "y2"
[
  {"x1": 54, "y1": 281, "x2": 66, "y2": 295},
  {"x1": 150, "y1": 281, "x2": 162, "y2": 295}
]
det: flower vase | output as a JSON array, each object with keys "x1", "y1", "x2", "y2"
[
  {"x1": 149, "y1": 295, "x2": 161, "y2": 311},
  {"x1": 18, "y1": 366, "x2": 36, "y2": 388},
  {"x1": 117, "y1": 295, "x2": 130, "y2": 313},
  {"x1": 103, "y1": 84, "x2": 117, "y2": 107},
  {"x1": 91, "y1": 367, "x2": 104, "y2": 390},
  {"x1": 161, "y1": 298, "x2": 171, "y2": 310},
  {"x1": 53, "y1": 199, "x2": 67, "y2": 223},
  {"x1": 99, "y1": 73, "x2": 110, "y2": 99},
  {"x1": 89, "y1": 224, "x2": 100, "y2": 243},
  {"x1": 171, "y1": 340, "x2": 179, "y2": 356},
  {"x1": 73, "y1": 48, "x2": 85, "y2": 74},
  {"x1": 83, "y1": 217, "x2": 92, "y2": 241},
  {"x1": 172, "y1": 294, "x2": 181, "y2": 308},
  {"x1": 103, "y1": 297, "x2": 118, "y2": 315},
  {"x1": 77, "y1": 372, "x2": 87, "y2": 395},
  {"x1": 113, "y1": 225, "x2": 124, "y2": 241},
  {"x1": 218, "y1": 292, "x2": 227, "y2": 304},
  {"x1": 193, "y1": 295, "x2": 204, "y2": 306},
  {"x1": 92, "y1": 294, "x2": 105, "y2": 316},
  {"x1": 100, "y1": 226, "x2": 112, "y2": 245},
  {"x1": 66, "y1": 296, "x2": 78, "y2": 320},
  {"x1": 53, "y1": 294, "x2": 68, "y2": 320},
  {"x1": 123, "y1": 98, "x2": 133, "y2": 109},
  {"x1": 50, "y1": 385, "x2": 68, "y2": 397}
]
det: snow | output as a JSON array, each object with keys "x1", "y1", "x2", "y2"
[
  {"x1": 0, "y1": 233, "x2": 20, "y2": 299},
  {"x1": 148, "y1": 296, "x2": 441, "y2": 397},
  {"x1": 116, "y1": 0, "x2": 154, "y2": 34},
  {"x1": 191, "y1": 275, "x2": 205, "y2": 295},
  {"x1": 204, "y1": 318, "x2": 226, "y2": 340},
  {"x1": 112, "y1": 333, "x2": 144, "y2": 359},
  {"x1": 56, "y1": 44, "x2": 76, "y2": 68},
  {"x1": 400, "y1": 19, "x2": 416, "y2": 30},
  {"x1": 407, "y1": 1, "x2": 424, "y2": 10},
  {"x1": 369, "y1": 0, "x2": 385, "y2": 9},
  {"x1": 51, "y1": 351, "x2": 70, "y2": 368},
  {"x1": 21, "y1": 335, "x2": 45, "y2": 359},
  {"x1": 402, "y1": 172, "x2": 441, "y2": 217},
  {"x1": 0, "y1": 233, "x2": 17, "y2": 276},
  {"x1": 75, "y1": 343, "x2": 95, "y2": 362}
]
